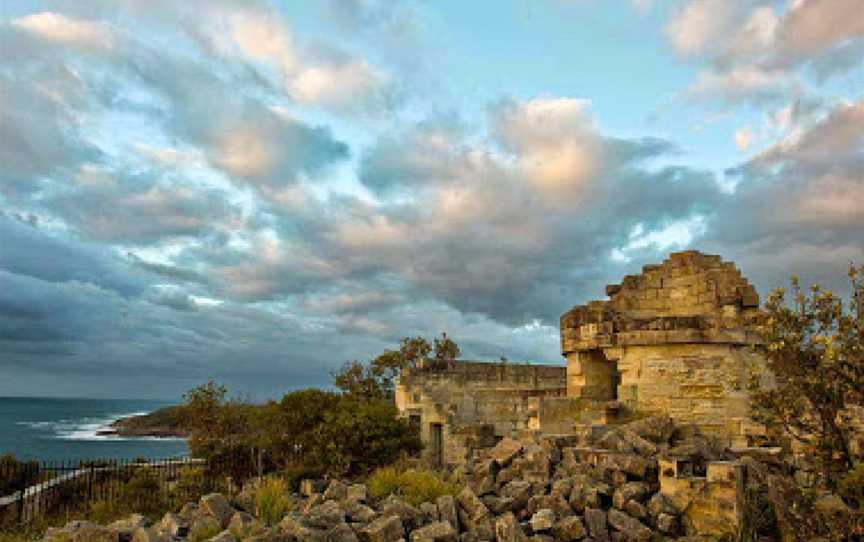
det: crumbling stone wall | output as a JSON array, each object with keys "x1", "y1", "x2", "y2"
[
  {"x1": 561, "y1": 250, "x2": 765, "y2": 446},
  {"x1": 395, "y1": 362, "x2": 567, "y2": 466}
]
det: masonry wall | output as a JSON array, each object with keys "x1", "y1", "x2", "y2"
[{"x1": 395, "y1": 362, "x2": 567, "y2": 466}]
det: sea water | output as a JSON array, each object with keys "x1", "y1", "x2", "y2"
[{"x1": 0, "y1": 397, "x2": 188, "y2": 461}]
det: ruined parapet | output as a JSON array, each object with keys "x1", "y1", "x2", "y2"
[
  {"x1": 561, "y1": 250, "x2": 762, "y2": 353},
  {"x1": 560, "y1": 251, "x2": 766, "y2": 446}
]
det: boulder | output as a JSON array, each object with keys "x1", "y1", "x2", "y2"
[
  {"x1": 529, "y1": 509, "x2": 555, "y2": 533},
  {"x1": 607, "y1": 509, "x2": 652, "y2": 542},
  {"x1": 552, "y1": 515, "x2": 586, "y2": 541},
  {"x1": 359, "y1": 514, "x2": 405, "y2": 542},
  {"x1": 409, "y1": 520, "x2": 458, "y2": 542},
  {"x1": 328, "y1": 522, "x2": 360, "y2": 542},
  {"x1": 584, "y1": 508, "x2": 609, "y2": 542},
  {"x1": 436, "y1": 494, "x2": 459, "y2": 531},
  {"x1": 612, "y1": 482, "x2": 651, "y2": 510},
  {"x1": 303, "y1": 500, "x2": 346, "y2": 530},
  {"x1": 323, "y1": 480, "x2": 348, "y2": 501},
  {"x1": 489, "y1": 438, "x2": 524, "y2": 467},
  {"x1": 495, "y1": 512, "x2": 527, "y2": 542},
  {"x1": 201, "y1": 493, "x2": 235, "y2": 528},
  {"x1": 346, "y1": 483, "x2": 368, "y2": 504}
]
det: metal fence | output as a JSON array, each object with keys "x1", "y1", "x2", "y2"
[{"x1": 0, "y1": 457, "x2": 234, "y2": 527}]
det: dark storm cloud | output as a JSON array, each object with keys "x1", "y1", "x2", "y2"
[{"x1": 0, "y1": 214, "x2": 147, "y2": 296}]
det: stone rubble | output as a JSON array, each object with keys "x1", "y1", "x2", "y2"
[{"x1": 39, "y1": 416, "x2": 771, "y2": 542}]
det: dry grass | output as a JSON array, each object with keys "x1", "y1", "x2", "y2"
[{"x1": 366, "y1": 466, "x2": 461, "y2": 506}]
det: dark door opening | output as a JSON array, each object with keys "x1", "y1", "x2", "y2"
[{"x1": 430, "y1": 423, "x2": 443, "y2": 467}]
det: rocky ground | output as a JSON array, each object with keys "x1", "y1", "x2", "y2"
[{"x1": 41, "y1": 415, "x2": 755, "y2": 541}]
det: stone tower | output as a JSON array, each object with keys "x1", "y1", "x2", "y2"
[{"x1": 560, "y1": 250, "x2": 764, "y2": 446}]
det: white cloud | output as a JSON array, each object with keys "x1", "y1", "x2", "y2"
[
  {"x1": 735, "y1": 127, "x2": 754, "y2": 151},
  {"x1": 11, "y1": 12, "x2": 115, "y2": 51}
]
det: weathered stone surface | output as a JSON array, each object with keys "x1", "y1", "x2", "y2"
[
  {"x1": 303, "y1": 500, "x2": 346, "y2": 530},
  {"x1": 612, "y1": 482, "x2": 651, "y2": 510},
  {"x1": 552, "y1": 515, "x2": 586, "y2": 541},
  {"x1": 606, "y1": 509, "x2": 652, "y2": 542},
  {"x1": 495, "y1": 512, "x2": 526, "y2": 542},
  {"x1": 207, "y1": 531, "x2": 237, "y2": 542},
  {"x1": 328, "y1": 522, "x2": 359, "y2": 542},
  {"x1": 323, "y1": 480, "x2": 348, "y2": 501},
  {"x1": 436, "y1": 494, "x2": 459, "y2": 531},
  {"x1": 200, "y1": 493, "x2": 234, "y2": 528},
  {"x1": 359, "y1": 514, "x2": 405, "y2": 542},
  {"x1": 346, "y1": 483, "x2": 368, "y2": 503},
  {"x1": 409, "y1": 520, "x2": 457, "y2": 542},
  {"x1": 347, "y1": 502, "x2": 378, "y2": 523},
  {"x1": 489, "y1": 438, "x2": 524, "y2": 467},
  {"x1": 584, "y1": 508, "x2": 609, "y2": 542},
  {"x1": 529, "y1": 509, "x2": 555, "y2": 532}
]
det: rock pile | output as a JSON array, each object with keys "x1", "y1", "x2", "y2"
[{"x1": 40, "y1": 416, "x2": 738, "y2": 542}]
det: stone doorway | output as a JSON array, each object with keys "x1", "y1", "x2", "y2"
[{"x1": 430, "y1": 423, "x2": 443, "y2": 467}]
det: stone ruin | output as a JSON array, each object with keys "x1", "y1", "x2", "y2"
[
  {"x1": 396, "y1": 250, "x2": 766, "y2": 467},
  {"x1": 394, "y1": 251, "x2": 773, "y2": 537}
]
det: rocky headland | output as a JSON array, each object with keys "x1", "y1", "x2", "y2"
[{"x1": 99, "y1": 406, "x2": 190, "y2": 439}]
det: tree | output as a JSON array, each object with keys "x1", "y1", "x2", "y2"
[
  {"x1": 332, "y1": 333, "x2": 461, "y2": 400},
  {"x1": 751, "y1": 265, "x2": 864, "y2": 490}
]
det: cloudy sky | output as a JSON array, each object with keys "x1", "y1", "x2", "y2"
[{"x1": 0, "y1": 0, "x2": 862, "y2": 399}]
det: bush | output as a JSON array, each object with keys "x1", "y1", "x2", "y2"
[
  {"x1": 367, "y1": 467, "x2": 461, "y2": 506},
  {"x1": 253, "y1": 477, "x2": 292, "y2": 526}
]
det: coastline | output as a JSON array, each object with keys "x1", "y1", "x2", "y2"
[{"x1": 98, "y1": 407, "x2": 190, "y2": 439}]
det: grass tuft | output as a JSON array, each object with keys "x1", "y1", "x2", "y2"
[{"x1": 366, "y1": 466, "x2": 461, "y2": 506}]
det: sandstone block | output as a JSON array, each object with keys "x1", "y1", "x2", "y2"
[
  {"x1": 303, "y1": 500, "x2": 346, "y2": 530},
  {"x1": 552, "y1": 515, "x2": 586, "y2": 541},
  {"x1": 529, "y1": 509, "x2": 555, "y2": 532},
  {"x1": 359, "y1": 514, "x2": 405, "y2": 542},
  {"x1": 607, "y1": 509, "x2": 652, "y2": 542},
  {"x1": 409, "y1": 520, "x2": 457, "y2": 542},
  {"x1": 584, "y1": 508, "x2": 609, "y2": 542},
  {"x1": 436, "y1": 494, "x2": 459, "y2": 531},
  {"x1": 200, "y1": 493, "x2": 234, "y2": 528},
  {"x1": 494, "y1": 512, "x2": 527, "y2": 542}
]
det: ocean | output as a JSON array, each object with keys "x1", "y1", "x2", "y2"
[{"x1": 0, "y1": 397, "x2": 188, "y2": 462}]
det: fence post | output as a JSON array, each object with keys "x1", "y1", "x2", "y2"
[{"x1": 16, "y1": 462, "x2": 30, "y2": 525}]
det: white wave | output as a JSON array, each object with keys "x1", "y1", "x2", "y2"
[{"x1": 18, "y1": 411, "x2": 185, "y2": 442}]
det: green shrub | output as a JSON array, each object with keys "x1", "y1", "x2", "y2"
[
  {"x1": 254, "y1": 477, "x2": 292, "y2": 526},
  {"x1": 367, "y1": 467, "x2": 461, "y2": 506}
]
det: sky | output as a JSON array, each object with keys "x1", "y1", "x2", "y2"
[{"x1": 0, "y1": 0, "x2": 862, "y2": 400}]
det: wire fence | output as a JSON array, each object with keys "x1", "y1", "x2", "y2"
[{"x1": 0, "y1": 457, "x2": 241, "y2": 528}]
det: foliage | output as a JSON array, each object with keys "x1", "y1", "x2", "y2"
[
  {"x1": 309, "y1": 398, "x2": 422, "y2": 476},
  {"x1": 367, "y1": 466, "x2": 461, "y2": 506},
  {"x1": 751, "y1": 265, "x2": 864, "y2": 490},
  {"x1": 332, "y1": 333, "x2": 461, "y2": 400},
  {"x1": 253, "y1": 477, "x2": 292, "y2": 526}
]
